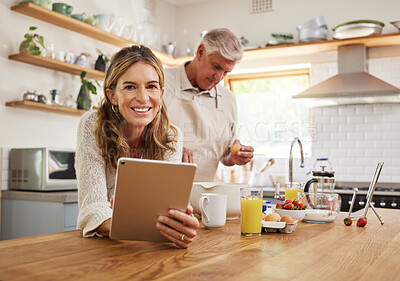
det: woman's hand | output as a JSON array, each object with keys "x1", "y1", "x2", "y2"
[{"x1": 156, "y1": 205, "x2": 199, "y2": 249}]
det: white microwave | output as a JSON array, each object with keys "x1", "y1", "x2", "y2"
[{"x1": 9, "y1": 148, "x2": 77, "y2": 191}]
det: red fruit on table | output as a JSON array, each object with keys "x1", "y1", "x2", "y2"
[
  {"x1": 343, "y1": 217, "x2": 352, "y2": 226},
  {"x1": 284, "y1": 203, "x2": 292, "y2": 210},
  {"x1": 276, "y1": 203, "x2": 282, "y2": 209},
  {"x1": 357, "y1": 217, "x2": 367, "y2": 227}
]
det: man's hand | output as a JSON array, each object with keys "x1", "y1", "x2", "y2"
[
  {"x1": 182, "y1": 147, "x2": 193, "y2": 163},
  {"x1": 222, "y1": 139, "x2": 254, "y2": 166}
]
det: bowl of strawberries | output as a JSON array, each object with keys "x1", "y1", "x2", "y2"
[{"x1": 274, "y1": 200, "x2": 307, "y2": 221}]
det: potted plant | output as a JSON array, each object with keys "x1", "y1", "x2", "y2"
[
  {"x1": 94, "y1": 49, "x2": 110, "y2": 72},
  {"x1": 19, "y1": 26, "x2": 46, "y2": 55},
  {"x1": 76, "y1": 71, "x2": 101, "y2": 110}
]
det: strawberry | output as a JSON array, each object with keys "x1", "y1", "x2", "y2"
[
  {"x1": 283, "y1": 199, "x2": 292, "y2": 205},
  {"x1": 276, "y1": 203, "x2": 282, "y2": 209},
  {"x1": 293, "y1": 200, "x2": 300, "y2": 207},
  {"x1": 343, "y1": 217, "x2": 352, "y2": 226},
  {"x1": 284, "y1": 203, "x2": 292, "y2": 210},
  {"x1": 357, "y1": 217, "x2": 367, "y2": 227}
]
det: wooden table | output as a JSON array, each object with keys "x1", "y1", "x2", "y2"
[{"x1": 1, "y1": 208, "x2": 399, "y2": 280}]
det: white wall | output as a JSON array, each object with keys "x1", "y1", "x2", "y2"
[
  {"x1": 0, "y1": 0, "x2": 177, "y2": 190},
  {"x1": 174, "y1": 0, "x2": 400, "y2": 56}
]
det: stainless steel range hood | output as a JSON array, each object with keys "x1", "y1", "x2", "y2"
[{"x1": 293, "y1": 44, "x2": 400, "y2": 102}]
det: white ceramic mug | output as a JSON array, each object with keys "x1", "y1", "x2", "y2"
[{"x1": 199, "y1": 193, "x2": 227, "y2": 229}]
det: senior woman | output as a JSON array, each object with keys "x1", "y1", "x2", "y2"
[{"x1": 75, "y1": 45, "x2": 199, "y2": 248}]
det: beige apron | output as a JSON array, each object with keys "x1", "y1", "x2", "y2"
[{"x1": 167, "y1": 71, "x2": 232, "y2": 182}]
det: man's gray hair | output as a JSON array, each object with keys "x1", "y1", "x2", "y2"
[{"x1": 200, "y1": 28, "x2": 243, "y2": 62}]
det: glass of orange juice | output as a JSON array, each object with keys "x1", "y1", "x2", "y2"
[
  {"x1": 240, "y1": 187, "x2": 263, "y2": 236},
  {"x1": 284, "y1": 182, "x2": 301, "y2": 201}
]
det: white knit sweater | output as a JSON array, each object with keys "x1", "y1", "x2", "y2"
[{"x1": 75, "y1": 110, "x2": 183, "y2": 237}]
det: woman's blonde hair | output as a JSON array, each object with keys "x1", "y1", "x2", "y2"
[{"x1": 94, "y1": 45, "x2": 177, "y2": 170}]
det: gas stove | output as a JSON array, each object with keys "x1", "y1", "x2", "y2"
[{"x1": 334, "y1": 181, "x2": 400, "y2": 211}]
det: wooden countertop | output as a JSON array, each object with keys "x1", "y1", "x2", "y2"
[
  {"x1": 0, "y1": 208, "x2": 399, "y2": 280},
  {"x1": 1, "y1": 190, "x2": 78, "y2": 203}
]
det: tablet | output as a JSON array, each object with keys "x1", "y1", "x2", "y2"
[{"x1": 109, "y1": 158, "x2": 197, "y2": 242}]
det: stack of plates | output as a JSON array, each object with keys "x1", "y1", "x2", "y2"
[{"x1": 333, "y1": 20, "x2": 385, "y2": 39}]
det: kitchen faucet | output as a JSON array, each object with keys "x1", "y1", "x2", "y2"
[
  {"x1": 288, "y1": 137, "x2": 305, "y2": 184},
  {"x1": 274, "y1": 137, "x2": 305, "y2": 201}
]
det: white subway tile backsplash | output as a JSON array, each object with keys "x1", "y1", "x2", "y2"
[
  {"x1": 328, "y1": 149, "x2": 348, "y2": 158},
  {"x1": 355, "y1": 141, "x2": 375, "y2": 149},
  {"x1": 356, "y1": 123, "x2": 374, "y2": 132},
  {"x1": 383, "y1": 131, "x2": 400, "y2": 139},
  {"x1": 355, "y1": 175, "x2": 374, "y2": 182},
  {"x1": 356, "y1": 106, "x2": 373, "y2": 115},
  {"x1": 348, "y1": 150, "x2": 365, "y2": 157},
  {"x1": 351, "y1": 166, "x2": 365, "y2": 175},
  {"x1": 364, "y1": 115, "x2": 383, "y2": 124},
  {"x1": 374, "y1": 140, "x2": 393, "y2": 149},
  {"x1": 348, "y1": 132, "x2": 365, "y2": 141},
  {"x1": 347, "y1": 115, "x2": 364, "y2": 123},
  {"x1": 322, "y1": 140, "x2": 339, "y2": 150},
  {"x1": 373, "y1": 105, "x2": 392, "y2": 115},
  {"x1": 392, "y1": 176, "x2": 400, "y2": 182},
  {"x1": 331, "y1": 115, "x2": 347, "y2": 124},
  {"x1": 322, "y1": 107, "x2": 338, "y2": 117},
  {"x1": 373, "y1": 123, "x2": 392, "y2": 132},
  {"x1": 383, "y1": 149, "x2": 400, "y2": 157},
  {"x1": 364, "y1": 132, "x2": 382, "y2": 140},
  {"x1": 338, "y1": 107, "x2": 355, "y2": 116},
  {"x1": 392, "y1": 122, "x2": 400, "y2": 130},
  {"x1": 330, "y1": 132, "x2": 347, "y2": 141},
  {"x1": 338, "y1": 174, "x2": 356, "y2": 182},
  {"x1": 322, "y1": 124, "x2": 338, "y2": 132},
  {"x1": 383, "y1": 114, "x2": 400, "y2": 122},
  {"x1": 339, "y1": 141, "x2": 356, "y2": 149},
  {"x1": 338, "y1": 124, "x2": 356, "y2": 132},
  {"x1": 365, "y1": 150, "x2": 384, "y2": 157},
  {"x1": 338, "y1": 158, "x2": 356, "y2": 166}
]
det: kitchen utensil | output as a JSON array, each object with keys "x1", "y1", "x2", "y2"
[
  {"x1": 71, "y1": 13, "x2": 85, "y2": 21},
  {"x1": 302, "y1": 193, "x2": 340, "y2": 223},
  {"x1": 348, "y1": 162, "x2": 385, "y2": 224},
  {"x1": 333, "y1": 20, "x2": 384, "y2": 39},
  {"x1": 390, "y1": 21, "x2": 400, "y2": 32},
  {"x1": 52, "y1": 3, "x2": 73, "y2": 16},
  {"x1": 297, "y1": 16, "x2": 328, "y2": 42},
  {"x1": 37, "y1": 94, "x2": 47, "y2": 104},
  {"x1": 258, "y1": 158, "x2": 275, "y2": 173},
  {"x1": 199, "y1": 193, "x2": 227, "y2": 229},
  {"x1": 304, "y1": 166, "x2": 335, "y2": 194},
  {"x1": 190, "y1": 182, "x2": 248, "y2": 220},
  {"x1": 23, "y1": 91, "x2": 38, "y2": 102}
]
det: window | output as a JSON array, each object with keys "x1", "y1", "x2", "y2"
[{"x1": 225, "y1": 68, "x2": 313, "y2": 157}]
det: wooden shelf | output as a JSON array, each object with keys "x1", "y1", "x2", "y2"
[
  {"x1": 11, "y1": 3, "x2": 400, "y2": 65},
  {"x1": 11, "y1": 2, "x2": 186, "y2": 66},
  {"x1": 9, "y1": 53, "x2": 105, "y2": 80},
  {"x1": 6, "y1": 100, "x2": 86, "y2": 116},
  {"x1": 243, "y1": 33, "x2": 400, "y2": 61}
]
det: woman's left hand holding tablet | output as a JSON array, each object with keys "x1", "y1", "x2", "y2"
[{"x1": 156, "y1": 205, "x2": 199, "y2": 249}]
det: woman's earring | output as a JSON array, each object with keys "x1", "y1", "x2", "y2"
[{"x1": 112, "y1": 104, "x2": 118, "y2": 113}]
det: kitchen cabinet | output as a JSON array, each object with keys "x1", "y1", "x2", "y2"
[{"x1": 1, "y1": 190, "x2": 78, "y2": 240}]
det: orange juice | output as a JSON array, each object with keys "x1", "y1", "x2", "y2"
[
  {"x1": 240, "y1": 197, "x2": 263, "y2": 235},
  {"x1": 285, "y1": 188, "x2": 301, "y2": 201}
]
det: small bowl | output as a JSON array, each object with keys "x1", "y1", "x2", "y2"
[
  {"x1": 391, "y1": 21, "x2": 400, "y2": 32},
  {"x1": 274, "y1": 208, "x2": 306, "y2": 221}
]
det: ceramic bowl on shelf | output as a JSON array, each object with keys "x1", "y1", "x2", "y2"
[
  {"x1": 391, "y1": 21, "x2": 400, "y2": 32},
  {"x1": 333, "y1": 20, "x2": 384, "y2": 39}
]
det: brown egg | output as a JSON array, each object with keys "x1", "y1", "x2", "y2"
[
  {"x1": 265, "y1": 213, "x2": 281, "y2": 222},
  {"x1": 230, "y1": 143, "x2": 242, "y2": 154},
  {"x1": 280, "y1": 215, "x2": 294, "y2": 223}
]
